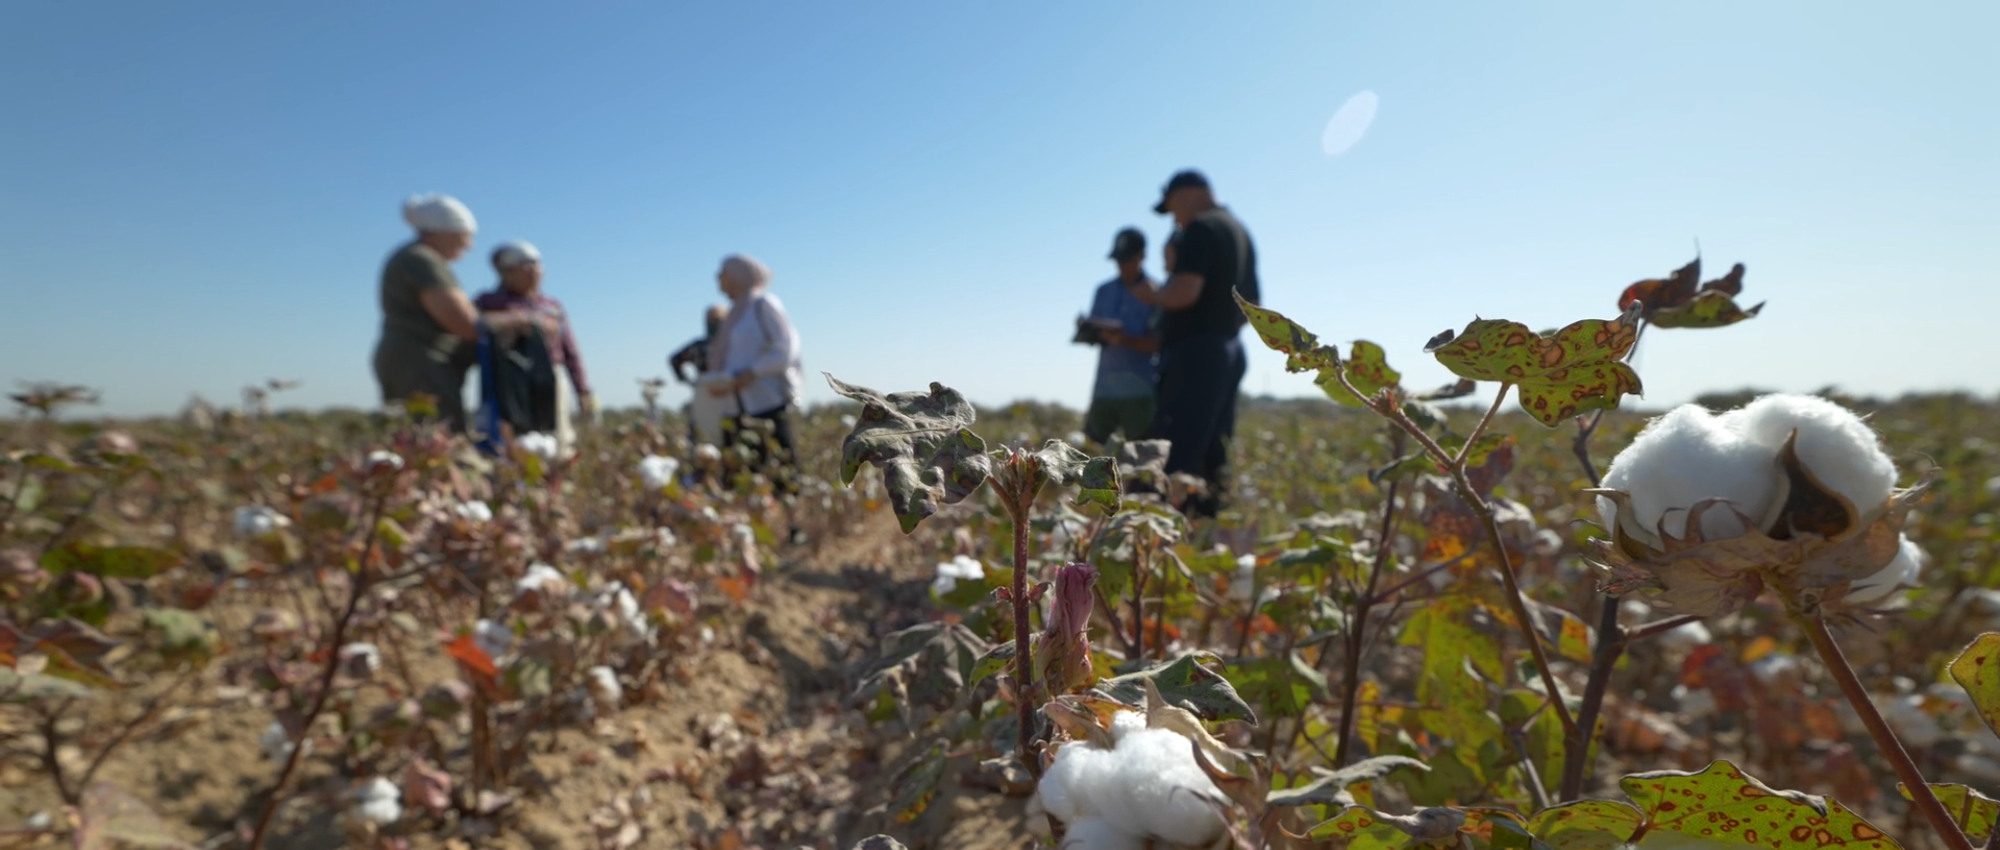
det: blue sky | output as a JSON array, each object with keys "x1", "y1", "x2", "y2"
[{"x1": 3, "y1": 3, "x2": 1995, "y2": 418}]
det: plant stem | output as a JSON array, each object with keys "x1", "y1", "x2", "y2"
[
  {"x1": 247, "y1": 493, "x2": 387, "y2": 850},
  {"x1": 1004, "y1": 488, "x2": 1038, "y2": 776},
  {"x1": 1561, "y1": 594, "x2": 1622, "y2": 800},
  {"x1": 1455, "y1": 388, "x2": 1510, "y2": 467},
  {"x1": 1799, "y1": 611, "x2": 1973, "y2": 850},
  {"x1": 1333, "y1": 435, "x2": 1405, "y2": 767},
  {"x1": 1359, "y1": 377, "x2": 1579, "y2": 741}
]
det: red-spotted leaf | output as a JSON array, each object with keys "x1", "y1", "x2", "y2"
[
  {"x1": 827, "y1": 375, "x2": 992, "y2": 533},
  {"x1": 889, "y1": 739, "x2": 950, "y2": 823},
  {"x1": 1316, "y1": 340, "x2": 1401, "y2": 407},
  {"x1": 1426, "y1": 306, "x2": 1644, "y2": 427},
  {"x1": 1235, "y1": 292, "x2": 1337, "y2": 373},
  {"x1": 1620, "y1": 760, "x2": 1900, "y2": 850},
  {"x1": 1619, "y1": 257, "x2": 1763, "y2": 329},
  {"x1": 1950, "y1": 634, "x2": 2000, "y2": 740},
  {"x1": 1528, "y1": 800, "x2": 1643, "y2": 850},
  {"x1": 1896, "y1": 783, "x2": 1997, "y2": 843}
]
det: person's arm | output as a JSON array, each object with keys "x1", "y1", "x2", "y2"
[
  {"x1": 668, "y1": 341, "x2": 701, "y2": 384},
  {"x1": 1124, "y1": 272, "x2": 1203, "y2": 311},
  {"x1": 1103, "y1": 328, "x2": 1163, "y2": 354},
  {"x1": 418, "y1": 286, "x2": 482, "y2": 341},
  {"x1": 553, "y1": 304, "x2": 591, "y2": 401}
]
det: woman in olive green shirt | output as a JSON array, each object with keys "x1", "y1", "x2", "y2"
[{"x1": 374, "y1": 194, "x2": 548, "y2": 432}]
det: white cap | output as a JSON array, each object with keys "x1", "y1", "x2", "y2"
[
  {"x1": 401, "y1": 193, "x2": 477, "y2": 234},
  {"x1": 492, "y1": 240, "x2": 541, "y2": 268}
]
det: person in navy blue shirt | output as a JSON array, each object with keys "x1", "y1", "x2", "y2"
[
  {"x1": 1081, "y1": 227, "x2": 1162, "y2": 448},
  {"x1": 1121, "y1": 170, "x2": 1260, "y2": 518}
]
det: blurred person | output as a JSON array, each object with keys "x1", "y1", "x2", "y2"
[
  {"x1": 1078, "y1": 227, "x2": 1162, "y2": 448},
  {"x1": 670, "y1": 304, "x2": 731, "y2": 446},
  {"x1": 374, "y1": 194, "x2": 545, "y2": 432},
  {"x1": 704, "y1": 254, "x2": 804, "y2": 490},
  {"x1": 473, "y1": 240, "x2": 594, "y2": 455},
  {"x1": 1121, "y1": 170, "x2": 1260, "y2": 517}
]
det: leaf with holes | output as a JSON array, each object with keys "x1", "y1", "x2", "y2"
[
  {"x1": 1950, "y1": 634, "x2": 2000, "y2": 740},
  {"x1": 1897, "y1": 783, "x2": 1998, "y2": 844},
  {"x1": 826, "y1": 375, "x2": 993, "y2": 533},
  {"x1": 1621, "y1": 760, "x2": 1900, "y2": 850},
  {"x1": 1094, "y1": 653, "x2": 1255, "y2": 724},
  {"x1": 1317, "y1": 340, "x2": 1402, "y2": 407},
  {"x1": 1020, "y1": 440, "x2": 1118, "y2": 515},
  {"x1": 1425, "y1": 306, "x2": 1644, "y2": 426}
]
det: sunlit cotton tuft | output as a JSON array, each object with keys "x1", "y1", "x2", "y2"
[
  {"x1": 638, "y1": 455, "x2": 680, "y2": 489},
  {"x1": 931, "y1": 555, "x2": 985, "y2": 596},
  {"x1": 234, "y1": 506, "x2": 291, "y2": 538},
  {"x1": 1037, "y1": 710, "x2": 1227, "y2": 848}
]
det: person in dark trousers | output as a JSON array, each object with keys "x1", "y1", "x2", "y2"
[
  {"x1": 1080, "y1": 227, "x2": 1162, "y2": 448},
  {"x1": 1121, "y1": 170, "x2": 1260, "y2": 518}
]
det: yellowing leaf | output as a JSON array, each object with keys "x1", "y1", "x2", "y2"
[{"x1": 1426, "y1": 306, "x2": 1644, "y2": 427}]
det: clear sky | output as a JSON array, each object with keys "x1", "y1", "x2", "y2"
[{"x1": 3, "y1": 3, "x2": 1995, "y2": 418}]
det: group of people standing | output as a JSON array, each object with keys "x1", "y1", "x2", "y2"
[
  {"x1": 372, "y1": 172, "x2": 1255, "y2": 522},
  {"x1": 1081, "y1": 169, "x2": 1259, "y2": 517},
  {"x1": 372, "y1": 193, "x2": 803, "y2": 472}
]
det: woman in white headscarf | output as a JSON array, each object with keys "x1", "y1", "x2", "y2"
[
  {"x1": 373, "y1": 194, "x2": 548, "y2": 432},
  {"x1": 704, "y1": 253, "x2": 803, "y2": 484}
]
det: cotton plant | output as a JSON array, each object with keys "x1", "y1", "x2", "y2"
[{"x1": 1590, "y1": 394, "x2": 1933, "y2": 618}]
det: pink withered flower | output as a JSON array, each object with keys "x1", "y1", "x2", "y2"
[{"x1": 1039, "y1": 562, "x2": 1098, "y2": 696}]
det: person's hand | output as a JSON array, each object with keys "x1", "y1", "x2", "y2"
[
  {"x1": 732, "y1": 370, "x2": 754, "y2": 391},
  {"x1": 705, "y1": 380, "x2": 732, "y2": 397},
  {"x1": 1101, "y1": 328, "x2": 1129, "y2": 349},
  {"x1": 578, "y1": 394, "x2": 598, "y2": 424}
]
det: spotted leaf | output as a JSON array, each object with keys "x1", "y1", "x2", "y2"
[{"x1": 1426, "y1": 306, "x2": 1644, "y2": 427}]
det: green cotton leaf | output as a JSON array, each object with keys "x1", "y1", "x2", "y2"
[
  {"x1": 1267, "y1": 755, "x2": 1428, "y2": 808},
  {"x1": 826, "y1": 375, "x2": 993, "y2": 533},
  {"x1": 1027, "y1": 440, "x2": 1119, "y2": 515},
  {"x1": 140, "y1": 608, "x2": 220, "y2": 663},
  {"x1": 1650, "y1": 289, "x2": 1765, "y2": 329},
  {"x1": 889, "y1": 739, "x2": 951, "y2": 824},
  {"x1": 1235, "y1": 292, "x2": 1338, "y2": 373},
  {"x1": 0, "y1": 668, "x2": 97, "y2": 703},
  {"x1": 1526, "y1": 800, "x2": 1643, "y2": 850},
  {"x1": 1226, "y1": 655, "x2": 1315, "y2": 719},
  {"x1": 1425, "y1": 306, "x2": 1644, "y2": 427},
  {"x1": 1308, "y1": 805, "x2": 1468, "y2": 846},
  {"x1": 75, "y1": 782, "x2": 199, "y2": 850},
  {"x1": 1400, "y1": 599, "x2": 1506, "y2": 705},
  {"x1": 968, "y1": 634, "x2": 1038, "y2": 691},
  {"x1": 1897, "y1": 783, "x2": 1998, "y2": 843},
  {"x1": 1094, "y1": 653, "x2": 1255, "y2": 724},
  {"x1": 1620, "y1": 760, "x2": 1901, "y2": 850},
  {"x1": 852, "y1": 622, "x2": 990, "y2": 720},
  {"x1": 1949, "y1": 634, "x2": 2000, "y2": 740},
  {"x1": 40, "y1": 543, "x2": 181, "y2": 579},
  {"x1": 1317, "y1": 340, "x2": 1401, "y2": 407}
]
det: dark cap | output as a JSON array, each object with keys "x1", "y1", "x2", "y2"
[
  {"x1": 1108, "y1": 227, "x2": 1146, "y2": 261},
  {"x1": 1153, "y1": 169, "x2": 1210, "y2": 213}
]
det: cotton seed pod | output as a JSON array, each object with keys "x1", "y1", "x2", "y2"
[{"x1": 1588, "y1": 395, "x2": 1933, "y2": 618}]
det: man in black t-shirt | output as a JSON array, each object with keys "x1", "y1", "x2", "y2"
[{"x1": 1120, "y1": 169, "x2": 1260, "y2": 517}]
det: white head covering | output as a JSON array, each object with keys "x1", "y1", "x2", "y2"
[
  {"x1": 402, "y1": 193, "x2": 477, "y2": 234},
  {"x1": 491, "y1": 240, "x2": 541, "y2": 269},
  {"x1": 718, "y1": 254, "x2": 772, "y2": 293}
]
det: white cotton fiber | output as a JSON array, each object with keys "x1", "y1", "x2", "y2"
[
  {"x1": 1845, "y1": 535, "x2": 1924, "y2": 606},
  {"x1": 1725, "y1": 394, "x2": 1896, "y2": 517},
  {"x1": 1061, "y1": 818, "x2": 1146, "y2": 850},
  {"x1": 1037, "y1": 711, "x2": 1225, "y2": 847},
  {"x1": 1599, "y1": 405, "x2": 1778, "y2": 543}
]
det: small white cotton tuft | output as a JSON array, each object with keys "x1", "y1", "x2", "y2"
[
  {"x1": 349, "y1": 776, "x2": 402, "y2": 824},
  {"x1": 637, "y1": 454, "x2": 680, "y2": 489},
  {"x1": 473, "y1": 619, "x2": 513, "y2": 660},
  {"x1": 1725, "y1": 394, "x2": 1896, "y2": 518},
  {"x1": 452, "y1": 500, "x2": 493, "y2": 523},
  {"x1": 1061, "y1": 817, "x2": 1145, "y2": 850},
  {"x1": 1846, "y1": 535, "x2": 1924, "y2": 605},
  {"x1": 586, "y1": 665, "x2": 621, "y2": 715},
  {"x1": 1599, "y1": 405, "x2": 1778, "y2": 542},
  {"x1": 1652, "y1": 619, "x2": 1713, "y2": 654}
]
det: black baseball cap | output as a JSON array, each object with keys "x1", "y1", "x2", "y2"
[
  {"x1": 1108, "y1": 227, "x2": 1146, "y2": 261},
  {"x1": 1153, "y1": 169, "x2": 1210, "y2": 213}
]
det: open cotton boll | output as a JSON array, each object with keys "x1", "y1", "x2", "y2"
[
  {"x1": 516, "y1": 432, "x2": 559, "y2": 461},
  {"x1": 1061, "y1": 818, "x2": 1146, "y2": 850},
  {"x1": 585, "y1": 665, "x2": 621, "y2": 715},
  {"x1": 1040, "y1": 737, "x2": 1121, "y2": 823},
  {"x1": 453, "y1": 500, "x2": 493, "y2": 523},
  {"x1": 1599, "y1": 405, "x2": 1780, "y2": 544},
  {"x1": 637, "y1": 455, "x2": 680, "y2": 489},
  {"x1": 349, "y1": 777, "x2": 402, "y2": 825},
  {"x1": 1091, "y1": 726, "x2": 1229, "y2": 845},
  {"x1": 234, "y1": 506, "x2": 291, "y2": 538},
  {"x1": 260, "y1": 721, "x2": 295, "y2": 762},
  {"x1": 515, "y1": 563, "x2": 569, "y2": 597},
  {"x1": 1725, "y1": 394, "x2": 1896, "y2": 519},
  {"x1": 1845, "y1": 535, "x2": 1924, "y2": 605},
  {"x1": 473, "y1": 618, "x2": 513, "y2": 660},
  {"x1": 1652, "y1": 619, "x2": 1713, "y2": 654},
  {"x1": 931, "y1": 555, "x2": 985, "y2": 596}
]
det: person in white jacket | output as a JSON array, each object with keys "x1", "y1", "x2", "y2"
[{"x1": 703, "y1": 253, "x2": 804, "y2": 486}]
